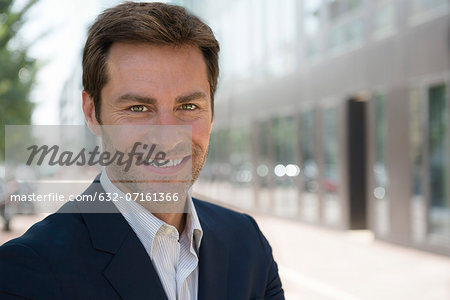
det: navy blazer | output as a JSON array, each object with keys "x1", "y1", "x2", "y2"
[{"x1": 0, "y1": 179, "x2": 284, "y2": 300}]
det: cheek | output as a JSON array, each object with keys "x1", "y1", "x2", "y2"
[{"x1": 191, "y1": 121, "x2": 212, "y2": 150}]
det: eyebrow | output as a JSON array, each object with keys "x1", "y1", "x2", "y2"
[
  {"x1": 116, "y1": 91, "x2": 208, "y2": 105},
  {"x1": 116, "y1": 94, "x2": 156, "y2": 105},
  {"x1": 175, "y1": 91, "x2": 208, "y2": 104}
]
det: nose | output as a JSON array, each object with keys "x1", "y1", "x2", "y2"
[
  {"x1": 154, "y1": 109, "x2": 179, "y2": 126},
  {"x1": 150, "y1": 110, "x2": 191, "y2": 157}
]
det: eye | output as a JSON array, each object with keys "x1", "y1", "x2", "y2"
[
  {"x1": 180, "y1": 103, "x2": 197, "y2": 110},
  {"x1": 130, "y1": 105, "x2": 148, "y2": 112}
]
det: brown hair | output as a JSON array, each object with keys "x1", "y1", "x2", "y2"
[{"x1": 82, "y1": 1, "x2": 220, "y2": 123}]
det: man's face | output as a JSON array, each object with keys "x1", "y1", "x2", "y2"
[{"x1": 83, "y1": 43, "x2": 213, "y2": 192}]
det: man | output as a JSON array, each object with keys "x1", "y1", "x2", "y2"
[{"x1": 0, "y1": 2, "x2": 284, "y2": 299}]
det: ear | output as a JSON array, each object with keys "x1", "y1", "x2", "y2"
[
  {"x1": 209, "y1": 118, "x2": 214, "y2": 134},
  {"x1": 82, "y1": 90, "x2": 101, "y2": 135}
]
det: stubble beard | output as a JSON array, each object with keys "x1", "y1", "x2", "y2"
[
  {"x1": 105, "y1": 142, "x2": 208, "y2": 194},
  {"x1": 191, "y1": 143, "x2": 207, "y2": 184}
]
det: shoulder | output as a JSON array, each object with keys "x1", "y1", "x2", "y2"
[
  {"x1": 193, "y1": 197, "x2": 258, "y2": 228},
  {"x1": 1, "y1": 202, "x2": 87, "y2": 254},
  {"x1": 193, "y1": 198, "x2": 285, "y2": 299},
  {"x1": 192, "y1": 198, "x2": 270, "y2": 252},
  {"x1": 0, "y1": 201, "x2": 93, "y2": 279},
  {"x1": 0, "y1": 202, "x2": 85, "y2": 299}
]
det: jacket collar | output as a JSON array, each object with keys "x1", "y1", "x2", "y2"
[
  {"x1": 76, "y1": 179, "x2": 168, "y2": 300},
  {"x1": 194, "y1": 198, "x2": 230, "y2": 300},
  {"x1": 75, "y1": 177, "x2": 230, "y2": 300}
]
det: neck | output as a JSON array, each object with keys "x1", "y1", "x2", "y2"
[
  {"x1": 103, "y1": 168, "x2": 189, "y2": 234},
  {"x1": 153, "y1": 212, "x2": 186, "y2": 234}
]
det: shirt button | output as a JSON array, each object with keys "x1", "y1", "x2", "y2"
[{"x1": 165, "y1": 226, "x2": 174, "y2": 235}]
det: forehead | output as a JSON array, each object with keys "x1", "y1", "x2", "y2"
[
  {"x1": 106, "y1": 43, "x2": 207, "y2": 76},
  {"x1": 103, "y1": 43, "x2": 210, "y2": 99}
]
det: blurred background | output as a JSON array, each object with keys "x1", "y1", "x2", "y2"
[{"x1": 0, "y1": 0, "x2": 449, "y2": 299}]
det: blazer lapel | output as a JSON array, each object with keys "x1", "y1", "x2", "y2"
[
  {"x1": 196, "y1": 201, "x2": 230, "y2": 300},
  {"x1": 78, "y1": 180, "x2": 168, "y2": 300},
  {"x1": 103, "y1": 231, "x2": 168, "y2": 300}
]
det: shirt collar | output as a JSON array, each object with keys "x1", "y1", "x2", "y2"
[
  {"x1": 184, "y1": 193, "x2": 203, "y2": 252},
  {"x1": 100, "y1": 169, "x2": 203, "y2": 256}
]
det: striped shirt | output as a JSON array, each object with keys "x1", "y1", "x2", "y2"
[{"x1": 100, "y1": 170, "x2": 203, "y2": 300}]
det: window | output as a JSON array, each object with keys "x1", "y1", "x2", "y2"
[
  {"x1": 249, "y1": 0, "x2": 264, "y2": 70},
  {"x1": 327, "y1": 0, "x2": 364, "y2": 52},
  {"x1": 255, "y1": 120, "x2": 274, "y2": 211},
  {"x1": 304, "y1": 0, "x2": 323, "y2": 59},
  {"x1": 410, "y1": 87, "x2": 426, "y2": 241},
  {"x1": 207, "y1": 129, "x2": 231, "y2": 182},
  {"x1": 273, "y1": 117, "x2": 296, "y2": 165},
  {"x1": 323, "y1": 108, "x2": 340, "y2": 194},
  {"x1": 304, "y1": 0, "x2": 322, "y2": 37},
  {"x1": 411, "y1": 0, "x2": 449, "y2": 16},
  {"x1": 231, "y1": 0, "x2": 251, "y2": 79},
  {"x1": 373, "y1": 0, "x2": 396, "y2": 39},
  {"x1": 373, "y1": 93, "x2": 389, "y2": 235},
  {"x1": 322, "y1": 107, "x2": 341, "y2": 225},
  {"x1": 265, "y1": 0, "x2": 297, "y2": 77},
  {"x1": 328, "y1": 18, "x2": 363, "y2": 51},
  {"x1": 272, "y1": 116, "x2": 298, "y2": 185},
  {"x1": 427, "y1": 84, "x2": 450, "y2": 244},
  {"x1": 229, "y1": 127, "x2": 252, "y2": 183},
  {"x1": 271, "y1": 116, "x2": 299, "y2": 216},
  {"x1": 374, "y1": 94, "x2": 388, "y2": 193},
  {"x1": 255, "y1": 120, "x2": 272, "y2": 186},
  {"x1": 228, "y1": 126, "x2": 254, "y2": 208},
  {"x1": 410, "y1": 88, "x2": 423, "y2": 197},
  {"x1": 410, "y1": 0, "x2": 449, "y2": 25},
  {"x1": 300, "y1": 110, "x2": 320, "y2": 222},
  {"x1": 328, "y1": 0, "x2": 362, "y2": 21},
  {"x1": 300, "y1": 111, "x2": 318, "y2": 194}
]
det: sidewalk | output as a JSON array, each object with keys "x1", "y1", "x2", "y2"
[
  {"x1": 1, "y1": 213, "x2": 449, "y2": 300},
  {"x1": 253, "y1": 213, "x2": 450, "y2": 300}
]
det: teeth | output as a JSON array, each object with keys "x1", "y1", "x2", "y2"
[{"x1": 148, "y1": 158, "x2": 183, "y2": 168}]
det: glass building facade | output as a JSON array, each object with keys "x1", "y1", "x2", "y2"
[{"x1": 185, "y1": 0, "x2": 450, "y2": 255}]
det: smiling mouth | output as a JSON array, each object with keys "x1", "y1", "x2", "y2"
[{"x1": 147, "y1": 156, "x2": 190, "y2": 168}]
